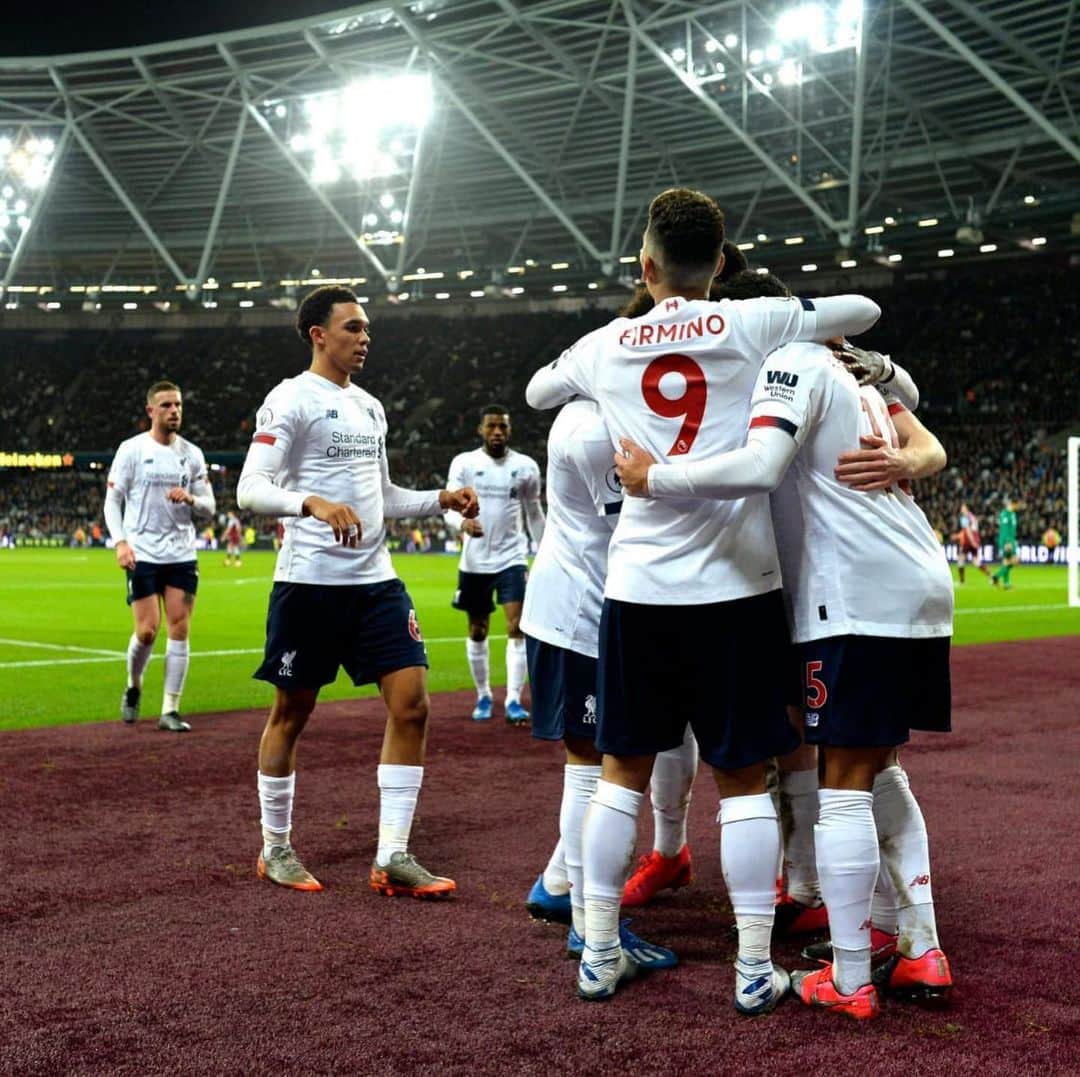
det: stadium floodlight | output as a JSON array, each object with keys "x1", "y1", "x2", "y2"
[
  {"x1": 840, "y1": 258, "x2": 857, "y2": 268},
  {"x1": 737, "y1": 242, "x2": 755, "y2": 250},
  {"x1": 724, "y1": 33, "x2": 739, "y2": 48},
  {"x1": 865, "y1": 224, "x2": 884, "y2": 234},
  {"x1": 380, "y1": 192, "x2": 395, "y2": 209},
  {"x1": 1031, "y1": 236, "x2": 1047, "y2": 246},
  {"x1": 757, "y1": 232, "x2": 768, "y2": 241},
  {"x1": 470, "y1": 289, "x2": 485, "y2": 298},
  {"x1": 435, "y1": 292, "x2": 450, "y2": 300},
  {"x1": 888, "y1": 253, "x2": 902, "y2": 262},
  {"x1": 917, "y1": 218, "x2": 939, "y2": 227},
  {"x1": 1069, "y1": 438, "x2": 1079, "y2": 607},
  {"x1": 705, "y1": 38, "x2": 719, "y2": 53},
  {"x1": 778, "y1": 59, "x2": 801, "y2": 86},
  {"x1": 784, "y1": 236, "x2": 805, "y2": 245},
  {"x1": 749, "y1": 47, "x2": 765, "y2": 64},
  {"x1": 979, "y1": 243, "x2": 998, "y2": 253},
  {"x1": 1023, "y1": 194, "x2": 1037, "y2": 205},
  {"x1": 802, "y1": 263, "x2": 818, "y2": 272},
  {"x1": 552, "y1": 284, "x2": 568, "y2": 292},
  {"x1": 938, "y1": 249, "x2": 954, "y2": 258}
]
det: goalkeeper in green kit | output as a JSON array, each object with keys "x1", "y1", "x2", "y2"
[{"x1": 992, "y1": 499, "x2": 1020, "y2": 590}]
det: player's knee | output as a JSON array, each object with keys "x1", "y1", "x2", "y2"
[
  {"x1": 468, "y1": 625, "x2": 488, "y2": 642},
  {"x1": 391, "y1": 692, "x2": 430, "y2": 728},
  {"x1": 135, "y1": 627, "x2": 157, "y2": 646}
]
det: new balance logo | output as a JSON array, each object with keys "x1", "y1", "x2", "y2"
[
  {"x1": 767, "y1": 370, "x2": 799, "y2": 387},
  {"x1": 909, "y1": 873, "x2": 930, "y2": 887},
  {"x1": 325, "y1": 409, "x2": 338, "y2": 419},
  {"x1": 279, "y1": 650, "x2": 297, "y2": 677},
  {"x1": 805, "y1": 711, "x2": 820, "y2": 727}
]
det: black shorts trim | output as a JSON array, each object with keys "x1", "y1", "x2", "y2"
[
  {"x1": 798, "y1": 634, "x2": 951, "y2": 747},
  {"x1": 126, "y1": 560, "x2": 199, "y2": 605},
  {"x1": 526, "y1": 637, "x2": 598, "y2": 742},
  {"x1": 596, "y1": 589, "x2": 799, "y2": 770},
  {"x1": 452, "y1": 564, "x2": 527, "y2": 616},
  {"x1": 254, "y1": 578, "x2": 428, "y2": 691}
]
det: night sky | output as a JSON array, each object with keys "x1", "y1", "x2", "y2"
[{"x1": 2, "y1": 1, "x2": 350, "y2": 56}]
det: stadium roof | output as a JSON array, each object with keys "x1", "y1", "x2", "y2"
[{"x1": 1, "y1": 0, "x2": 1077, "y2": 307}]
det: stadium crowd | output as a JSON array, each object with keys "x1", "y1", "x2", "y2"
[{"x1": 0, "y1": 265, "x2": 1075, "y2": 546}]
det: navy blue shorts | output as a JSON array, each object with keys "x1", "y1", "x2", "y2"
[
  {"x1": 596, "y1": 589, "x2": 800, "y2": 770},
  {"x1": 798, "y1": 635, "x2": 952, "y2": 747},
  {"x1": 254, "y1": 578, "x2": 428, "y2": 691},
  {"x1": 126, "y1": 560, "x2": 199, "y2": 605},
  {"x1": 452, "y1": 564, "x2": 527, "y2": 617},
  {"x1": 526, "y1": 636, "x2": 599, "y2": 743}
]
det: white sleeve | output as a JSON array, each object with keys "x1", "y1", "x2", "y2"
[
  {"x1": 104, "y1": 484, "x2": 126, "y2": 543},
  {"x1": 878, "y1": 360, "x2": 919, "y2": 411},
  {"x1": 648, "y1": 426, "x2": 798, "y2": 499},
  {"x1": 237, "y1": 388, "x2": 312, "y2": 517},
  {"x1": 521, "y1": 462, "x2": 546, "y2": 544},
  {"x1": 525, "y1": 341, "x2": 596, "y2": 410},
  {"x1": 237, "y1": 440, "x2": 308, "y2": 517},
  {"x1": 380, "y1": 452, "x2": 443, "y2": 518},
  {"x1": 104, "y1": 443, "x2": 131, "y2": 542},
  {"x1": 738, "y1": 295, "x2": 881, "y2": 356},
  {"x1": 188, "y1": 449, "x2": 215, "y2": 520},
  {"x1": 443, "y1": 453, "x2": 469, "y2": 532}
]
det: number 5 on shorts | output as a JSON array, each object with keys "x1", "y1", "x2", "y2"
[
  {"x1": 805, "y1": 660, "x2": 828, "y2": 709},
  {"x1": 641, "y1": 353, "x2": 707, "y2": 455}
]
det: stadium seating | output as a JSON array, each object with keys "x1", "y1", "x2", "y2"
[{"x1": 1, "y1": 267, "x2": 1075, "y2": 546}]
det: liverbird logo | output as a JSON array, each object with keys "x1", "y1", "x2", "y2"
[{"x1": 279, "y1": 649, "x2": 297, "y2": 678}]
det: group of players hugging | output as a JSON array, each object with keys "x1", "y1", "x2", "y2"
[{"x1": 106, "y1": 186, "x2": 953, "y2": 1020}]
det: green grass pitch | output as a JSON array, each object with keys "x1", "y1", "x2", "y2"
[{"x1": 0, "y1": 548, "x2": 1076, "y2": 730}]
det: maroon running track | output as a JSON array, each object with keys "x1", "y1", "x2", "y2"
[{"x1": 3, "y1": 637, "x2": 1078, "y2": 1076}]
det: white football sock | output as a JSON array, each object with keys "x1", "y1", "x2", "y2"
[
  {"x1": 719, "y1": 792, "x2": 780, "y2": 964},
  {"x1": 582, "y1": 780, "x2": 642, "y2": 960},
  {"x1": 650, "y1": 727, "x2": 698, "y2": 857},
  {"x1": 780, "y1": 768, "x2": 820, "y2": 905},
  {"x1": 466, "y1": 639, "x2": 490, "y2": 698},
  {"x1": 258, "y1": 771, "x2": 295, "y2": 856},
  {"x1": 815, "y1": 788, "x2": 878, "y2": 995},
  {"x1": 376, "y1": 764, "x2": 423, "y2": 865},
  {"x1": 872, "y1": 862, "x2": 899, "y2": 936},
  {"x1": 542, "y1": 837, "x2": 569, "y2": 895},
  {"x1": 873, "y1": 765, "x2": 940, "y2": 957},
  {"x1": 162, "y1": 638, "x2": 189, "y2": 713},
  {"x1": 562, "y1": 764, "x2": 602, "y2": 937},
  {"x1": 505, "y1": 637, "x2": 527, "y2": 705},
  {"x1": 127, "y1": 633, "x2": 153, "y2": 689}
]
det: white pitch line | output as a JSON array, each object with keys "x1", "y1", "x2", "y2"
[
  {"x1": 0, "y1": 634, "x2": 506, "y2": 670},
  {"x1": 954, "y1": 603, "x2": 1071, "y2": 615},
  {"x1": 0, "y1": 636, "x2": 125, "y2": 657}
]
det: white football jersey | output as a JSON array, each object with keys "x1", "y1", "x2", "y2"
[
  {"x1": 446, "y1": 447, "x2": 543, "y2": 574},
  {"x1": 106, "y1": 432, "x2": 211, "y2": 564},
  {"x1": 756, "y1": 342, "x2": 953, "y2": 641},
  {"x1": 520, "y1": 401, "x2": 622, "y2": 658},
  {"x1": 527, "y1": 295, "x2": 830, "y2": 605},
  {"x1": 245, "y1": 371, "x2": 442, "y2": 585}
]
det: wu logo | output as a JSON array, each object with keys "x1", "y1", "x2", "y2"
[
  {"x1": 279, "y1": 649, "x2": 297, "y2": 677},
  {"x1": 767, "y1": 370, "x2": 799, "y2": 387},
  {"x1": 583, "y1": 694, "x2": 597, "y2": 725}
]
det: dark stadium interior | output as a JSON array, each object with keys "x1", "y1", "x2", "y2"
[{"x1": 2, "y1": 263, "x2": 1074, "y2": 546}]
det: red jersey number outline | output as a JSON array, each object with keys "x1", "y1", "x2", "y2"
[
  {"x1": 805, "y1": 660, "x2": 828, "y2": 710},
  {"x1": 641, "y1": 353, "x2": 708, "y2": 456}
]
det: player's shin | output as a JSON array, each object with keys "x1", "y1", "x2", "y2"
[
  {"x1": 814, "y1": 789, "x2": 878, "y2": 995},
  {"x1": 258, "y1": 771, "x2": 295, "y2": 854},
  {"x1": 127, "y1": 632, "x2": 153, "y2": 688},
  {"x1": 582, "y1": 780, "x2": 642, "y2": 960},
  {"x1": 719, "y1": 792, "x2": 781, "y2": 963},
  {"x1": 563, "y1": 764, "x2": 602, "y2": 938},
  {"x1": 780, "y1": 768, "x2": 821, "y2": 904},
  {"x1": 376, "y1": 764, "x2": 423, "y2": 865},
  {"x1": 505, "y1": 637, "x2": 527, "y2": 704},
  {"x1": 162, "y1": 638, "x2": 190, "y2": 713},
  {"x1": 650, "y1": 729, "x2": 698, "y2": 857},
  {"x1": 466, "y1": 638, "x2": 490, "y2": 698},
  {"x1": 872, "y1": 766, "x2": 940, "y2": 958}
]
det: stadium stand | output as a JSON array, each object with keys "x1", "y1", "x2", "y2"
[{"x1": 1, "y1": 267, "x2": 1075, "y2": 548}]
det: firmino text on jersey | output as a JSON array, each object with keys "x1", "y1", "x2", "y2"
[{"x1": 618, "y1": 313, "x2": 726, "y2": 348}]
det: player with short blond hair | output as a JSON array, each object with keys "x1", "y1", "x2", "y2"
[{"x1": 105, "y1": 380, "x2": 215, "y2": 732}]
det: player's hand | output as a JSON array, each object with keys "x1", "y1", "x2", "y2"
[
  {"x1": 302, "y1": 495, "x2": 362, "y2": 546},
  {"x1": 615, "y1": 438, "x2": 657, "y2": 497},
  {"x1": 115, "y1": 540, "x2": 136, "y2": 570},
  {"x1": 441, "y1": 486, "x2": 479, "y2": 518},
  {"x1": 462, "y1": 518, "x2": 484, "y2": 537},
  {"x1": 835, "y1": 434, "x2": 909, "y2": 491},
  {"x1": 831, "y1": 341, "x2": 893, "y2": 386},
  {"x1": 165, "y1": 486, "x2": 194, "y2": 505}
]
